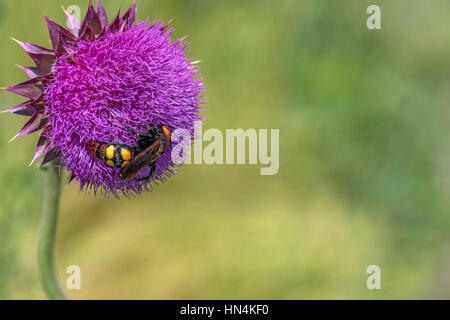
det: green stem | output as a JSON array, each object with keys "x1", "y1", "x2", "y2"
[{"x1": 37, "y1": 161, "x2": 67, "y2": 300}]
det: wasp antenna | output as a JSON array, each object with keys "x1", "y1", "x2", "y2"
[{"x1": 111, "y1": 112, "x2": 140, "y2": 135}]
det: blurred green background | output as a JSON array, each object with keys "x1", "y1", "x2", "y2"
[{"x1": 1, "y1": 0, "x2": 450, "y2": 299}]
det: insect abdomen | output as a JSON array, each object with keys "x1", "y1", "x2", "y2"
[{"x1": 88, "y1": 141, "x2": 133, "y2": 168}]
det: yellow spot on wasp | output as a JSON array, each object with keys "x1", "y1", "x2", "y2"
[
  {"x1": 121, "y1": 160, "x2": 130, "y2": 168},
  {"x1": 105, "y1": 145, "x2": 115, "y2": 160},
  {"x1": 106, "y1": 160, "x2": 114, "y2": 167},
  {"x1": 121, "y1": 148, "x2": 132, "y2": 161}
]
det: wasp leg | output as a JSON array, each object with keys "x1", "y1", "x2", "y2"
[
  {"x1": 112, "y1": 113, "x2": 152, "y2": 137},
  {"x1": 135, "y1": 125, "x2": 162, "y2": 150},
  {"x1": 136, "y1": 162, "x2": 157, "y2": 183}
]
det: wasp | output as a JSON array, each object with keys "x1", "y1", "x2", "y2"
[{"x1": 88, "y1": 121, "x2": 171, "y2": 182}]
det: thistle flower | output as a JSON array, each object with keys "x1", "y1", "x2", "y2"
[{"x1": 3, "y1": 0, "x2": 205, "y2": 197}]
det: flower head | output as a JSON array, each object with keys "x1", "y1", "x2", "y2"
[{"x1": 3, "y1": 0, "x2": 205, "y2": 197}]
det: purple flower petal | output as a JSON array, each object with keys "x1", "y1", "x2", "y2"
[
  {"x1": 40, "y1": 149, "x2": 60, "y2": 167},
  {"x1": 30, "y1": 134, "x2": 53, "y2": 166},
  {"x1": 10, "y1": 112, "x2": 47, "y2": 141},
  {"x1": 108, "y1": 9, "x2": 122, "y2": 32},
  {"x1": 11, "y1": 38, "x2": 55, "y2": 75},
  {"x1": 44, "y1": 14, "x2": 76, "y2": 54},
  {"x1": 121, "y1": 0, "x2": 137, "y2": 29},
  {"x1": 81, "y1": 0, "x2": 102, "y2": 36},
  {"x1": 1, "y1": 101, "x2": 35, "y2": 116},
  {"x1": 15, "y1": 65, "x2": 39, "y2": 78},
  {"x1": 5, "y1": 78, "x2": 43, "y2": 100},
  {"x1": 96, "y1": 0, "x2": 109, "y2": 28}
]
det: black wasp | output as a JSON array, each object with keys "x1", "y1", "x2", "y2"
[{"x1": 88, "y1": 118, "x2": 171, "y2": 182}]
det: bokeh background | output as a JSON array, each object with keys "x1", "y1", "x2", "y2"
[{"x1": 1, "y1": 0, "x2": 450, "y2": 299}]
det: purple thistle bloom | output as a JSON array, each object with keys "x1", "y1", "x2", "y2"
[{"x1": 3, "y1": 0, "x2": 205, "y2": 197}]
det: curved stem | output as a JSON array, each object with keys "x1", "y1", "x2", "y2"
[{"x1": 37, "y1": 162, "x2": 67, "y2": 300}]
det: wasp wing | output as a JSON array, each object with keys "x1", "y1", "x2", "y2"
[{"x1": 119, "y1": 140, "x2": 162, "y2": 180}]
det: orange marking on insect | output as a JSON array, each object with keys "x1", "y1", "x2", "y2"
[
  {"x1": 88, "y1": 141, "x2": 99, "y2": 157},
  {"x1": 99, "y1": 144, "x2": 107, "y2": 161},
  {"x1": 161, "y1": 125, "x2": 171, "y2": 145}
]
